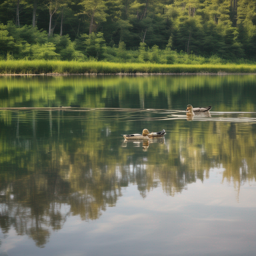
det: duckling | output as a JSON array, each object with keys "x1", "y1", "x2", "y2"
[
  {"x1": 148, "y1": 129, "x2": 166, "y2": 138},
  {"x1": 186, "y1": 104, "x2": 212, "y2": 115},
  {"x1": 123, "y1": 129, "x2": 150, "y2": 140}
]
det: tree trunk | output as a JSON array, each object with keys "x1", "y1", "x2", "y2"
[
  {"x1": 142, "y1": 0, "x2": 148, "y2": 19},
  {"x1": 89, "y1": 12, "x2": 94, "y2": 34},
  {"x1": 77, "y1": 19, "x2": 81, "y2": 36},
  {"x1": 231, "y1": 0, "x2": 237, "y2": 26},
  {"x1": 49, "y1": 13, "x2": 53, "y2": 36},
  {"x1": 125, "y1": 0, "x2": 128, "y2": 19},
  {"x1": 214, "y1": 14, "x2": 217, "y2": 24},
  {"x1": 16, "y1": 0, "x2": 20, "y2": 27},
  {"x1": 60, "y1": 9, "x2": 64, "y2": 36},
  {"x1": 52, "y1": 22, "x2": 57, "y2": 35},
  {"x1": 142, "y1": 29, "x2": 147, "y2": 43},
  {"x1": 48, "y1": 1, "x2": 58, "y2": 36},
  {"x1": 32, "y1": 0, "x2": 37, "y2": 27},
  {"x1": 187, "y1": 31, "x2": 191, "y2": 54},
  {"x1": 192, "y1": 8, "x2": 195, "y2": 17}
]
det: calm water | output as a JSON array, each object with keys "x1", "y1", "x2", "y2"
[{"x1": 0, "y1": 75, "x2": 256, "y2": 256}]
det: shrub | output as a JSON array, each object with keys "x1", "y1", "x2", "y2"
[
  {"x1": 31, "y1": 43, "x2": 59, "y2": 60},
  {"x1": 138, "y1": 42, "x2": 149, "y2": 62}
]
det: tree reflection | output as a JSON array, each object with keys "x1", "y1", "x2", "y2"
[
  {"x1": 1, "y1": 75, "x2": 256, "y2": 111},
  {"x1": 1, "y1": 109, "x2": 256, "y2": 246},
  {"x1": 0, "y1": 76, "x2": 256, "y2": 246}
]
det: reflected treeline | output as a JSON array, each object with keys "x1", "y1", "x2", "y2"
[
  {"x1": 1, "y1": 75, "x2": 256, "y2": 247},
  {"x1": 0, "y1": 75, "x2": 256, "y2": 111},
  {"x1": 0, "y1": 109, "x2": 256, "y2": 247}
]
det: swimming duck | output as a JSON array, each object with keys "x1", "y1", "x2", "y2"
[
  {"x1": 123, "y1": 129, "x2": 150, "y2": 140},
  {"x1": 148, "y1": 129, "x2": 166, "y2": 138},
  {"x1": 186, "y1": 104, "x2": 212, "y2": 115}
]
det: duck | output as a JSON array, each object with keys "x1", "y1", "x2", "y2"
[
  {"x1": 186, "y1": 104, "x2": 212, "y2": 115},
  {"x1": 148, "y1": 129, "x2": 166, "y2": 138},
  {"x1": 122, "y1": 134, "x2": 165, "y2": 151},
  {"x1": 123, "y1": 129, "x2": 150, "y2": 140}
]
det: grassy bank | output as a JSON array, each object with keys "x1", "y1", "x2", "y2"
[{"x1": 1, "y1": 60, "x2": 256, "y2": 74}]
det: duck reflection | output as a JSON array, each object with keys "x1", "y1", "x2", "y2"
[
  {"x1": 122, "y1": 137, "x2": 165, "y2": 151},
  {"x1": 123, "y1": 129, "x2": 166, "y2": 140},
  {"x1": 186, "y1": 111, "x2": 211, "y2": 121}
]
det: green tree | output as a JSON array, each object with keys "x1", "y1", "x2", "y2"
[
  {"x1": 0, "y1": 24, "x2": 15, "y2": 58},
  {"x1": 58, "y1": 0, "x2": 72, "y2": 36},
  {"x1": 46, "y1": 0, "x2": 60, "y2": 36},
  {"x1": 138, "y1": 42, "x2": 149, "y2": 62},
  {"x1": 31, "y1": 42, "x2": 59, "y2": 59},
  {"x1": 78, "y1": 0, "x2": 107, "y2": 34},
  {"x1": 167, "y1": 0, "x2": 203, "y2": 54},
  {"x1": 81, "y1": 32, "x2": 106, "y2": 59},
  {"x1": 149, "y1": 45, "x2": 159, "y2": 63},
  {"x1": 117, "y1": 41, "x2": 127, "y2": 60},
  {"x1": 1, "y1": 0, "x2": 28, "y2": 27},
  {"x1": 237, "y1": 0, "x2": 256, "y2": 58}
]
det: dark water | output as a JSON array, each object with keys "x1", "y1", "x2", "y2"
[{"x1": 0, "y1": 75, "x2": 256, "y2": 256}]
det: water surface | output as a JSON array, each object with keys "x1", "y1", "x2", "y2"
[{"x1": 0, "y1": 75, "x2": 256, "y2": 256}]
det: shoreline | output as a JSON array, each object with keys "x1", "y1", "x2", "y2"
[
  {"x1": 2, "y1": 60, "x2": 256, "y2": 76},
  {"x1": 1, "y1": 72, "x2": 256, "y2": 76}
]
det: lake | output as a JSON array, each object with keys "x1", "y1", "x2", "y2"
[{"x1": 0, "y1": 75, "x2": 256, "y2": 256}]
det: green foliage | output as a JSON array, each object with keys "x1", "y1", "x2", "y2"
[
  {"x1": 165, "y1": 49, "x2": 175, "y2": 64},
  {"x1": 54, "y1": 35, "x2": 72, "y2": 53},
  {"x1": 166, "y1": 36, "x2": 173, "y2": 50},
  {"x1": 138, "y1": 42, "x2": 149, "y2": 62},
  {"x1": 2, "y1": 60, "x2": 256, "y2": 74},
  {"x1": 0, "y1": 23, "x2": 15, "y2": 58},
  {"x1": 83, "y1": 32, "x2": 106, "y2": 60},
  {"x1": 0, "y1": 0, "x2": 256, "y2": 63},
  {"x1": 150, "y1": 45, "x2": 160, "y2": 63},
  {"x1": 15, "y1": 25, "x2": 48, "y2": 45},
  {"x1": 50, "y1": 34, "x2": 84, "y2": 61},
  {"x1": 117, "y1": 41, "x2": 127, "y2": 61},
  {"x1": 31, "y1": 43, "x2": 59, "y2": 60}
]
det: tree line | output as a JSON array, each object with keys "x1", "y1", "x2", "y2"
[{"x1": 0, "y1": 0, "x2": 256, "y2": 62}]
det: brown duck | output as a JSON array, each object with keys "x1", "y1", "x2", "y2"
[
  {"x1": 148, "y1": 129, "x2": 166, "y2": 138},
  {"x1": 123, "y1": 129, "x2": 150, "y2": 140},
  {"x1": 186, "y1": 104, "x2": 212, "y2": 115},
  {"x1": 123, "y1": 129, "x2": 166, "y2": 140}
]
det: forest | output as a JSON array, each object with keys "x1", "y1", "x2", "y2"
[{"x1": 0, "y1": 0, "x2": 255, "y2": 64}]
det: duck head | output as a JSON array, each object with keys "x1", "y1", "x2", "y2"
[
  {"x1": 186, "y1": 104, "x2": 193, "y2": 114},
  {"x1": 142, "y1": 129, "x2": 150, "y2": 136}
]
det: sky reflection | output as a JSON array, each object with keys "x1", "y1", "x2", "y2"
[
  {"x1": 2, "y1": 169, "x2": 256, "y2": 256},
  {"x1": 1, "y1": 75, "x2": 256, "y2": 255}
]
